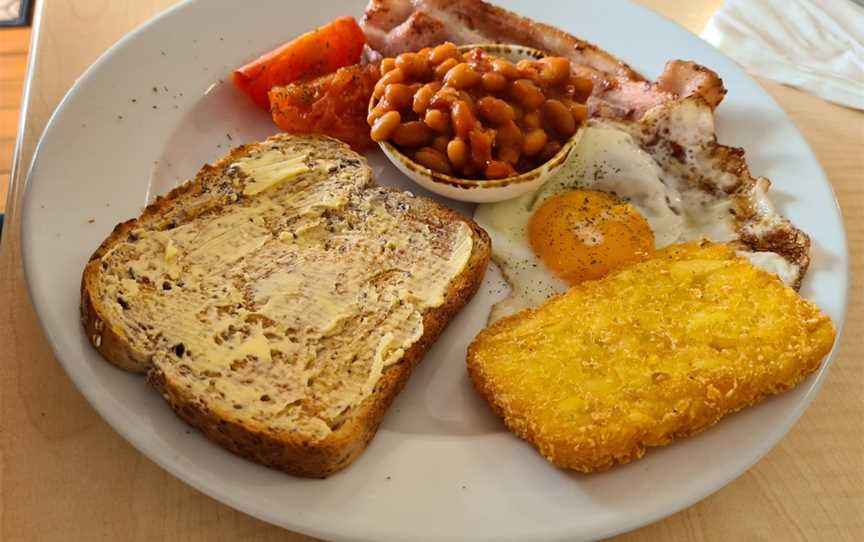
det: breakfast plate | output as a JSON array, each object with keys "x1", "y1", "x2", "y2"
[{"x1": 20, "y1": 0, "x2": 847, "y2": 541}]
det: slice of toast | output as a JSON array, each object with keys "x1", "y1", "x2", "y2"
[{"x1": 81, "y1": 134, "x2": 490, "y2": 477}]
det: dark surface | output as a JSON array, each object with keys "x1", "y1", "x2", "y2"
[{"x1": 0, "y1": 0, "x2": 32, "y2": 27}]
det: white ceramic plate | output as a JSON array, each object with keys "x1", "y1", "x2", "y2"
[{"x1": 21, "y1": 1, "x2": 848, "y2": 541}]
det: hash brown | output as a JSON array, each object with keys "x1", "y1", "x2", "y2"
[{"x1": 467, "y1": 241, "x2": 835, "y2": 472}]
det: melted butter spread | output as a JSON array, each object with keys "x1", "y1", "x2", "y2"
[
  {"x1": 235, "y1": 150, "x2": 310, "y2": 196},
  {"x1": 96, "y1": 144, "x2": 472, "y2": 440}
]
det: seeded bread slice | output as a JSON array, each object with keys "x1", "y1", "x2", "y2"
[{"x1": 81, "y1": 134, "x2": 490, "y2": 477}]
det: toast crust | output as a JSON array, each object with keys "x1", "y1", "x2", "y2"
[{"x1": 81, "y1": 135, "x2": 490, "y2": 477}]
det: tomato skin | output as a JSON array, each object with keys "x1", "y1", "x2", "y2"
[
  {"x1": 233, "y1": 16, "x2": 366, "y2": 110},
  {"x1": 269, "y1": 64, "x2": 381, "y2": 151}
]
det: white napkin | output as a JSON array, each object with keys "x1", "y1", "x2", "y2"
[{"x1": 701, "y1": 0, "x2": 864, "y2": 109}]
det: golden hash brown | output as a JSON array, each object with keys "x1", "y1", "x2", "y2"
[{"x1": 467, "y1": 241, "x2": 836, "y2": 473}]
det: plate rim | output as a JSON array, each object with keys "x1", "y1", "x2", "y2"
[{"x1": 19, "y1": 0, "x2": 850, "y2": 540}]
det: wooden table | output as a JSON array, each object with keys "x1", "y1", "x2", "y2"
[{"x1": 1, "y1": 1, "x2": 861, "y2": 540}]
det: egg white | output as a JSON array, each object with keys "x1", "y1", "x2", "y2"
[{"x1": 475, "y1": 125, "x2": 798, "y2": 322}]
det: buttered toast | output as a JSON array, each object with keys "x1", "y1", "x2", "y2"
[{"x1": 81, "y1": 134, "x2": 490, "y2": 477}]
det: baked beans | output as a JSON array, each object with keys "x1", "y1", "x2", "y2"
[
  {"x1": 431, "y1": 135, "x2": 450, "y2": 153},
  {"x1": 414, "y1": 147, "x2": 452, "y2": 174},
  {"x1": 370, "y1": 111, "x2": 401, "y2": 142},
  {"x1": 369, "y1": 43, "x2": 592, "y2": 180}
]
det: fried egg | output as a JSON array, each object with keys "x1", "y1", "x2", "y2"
[{"x1": 476, "y1": 97, "x2": 806, "y2": 322}]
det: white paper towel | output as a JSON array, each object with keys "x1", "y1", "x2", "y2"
[{"x1": 701, "y1": 0, "x2": 864, "y2": 109}]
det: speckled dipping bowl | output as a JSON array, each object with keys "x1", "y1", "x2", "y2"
[{"x1": 370, "y1": 44, "x2": 581, "y2": 203}]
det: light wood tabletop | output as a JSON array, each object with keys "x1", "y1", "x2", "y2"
[{"x1": 1, "y1": 1, "x2": 861, "y2": 540}]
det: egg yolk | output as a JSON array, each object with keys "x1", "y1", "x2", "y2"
[{"x1": 528, "y1": 190, "x2": 655, "y2": 284}]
